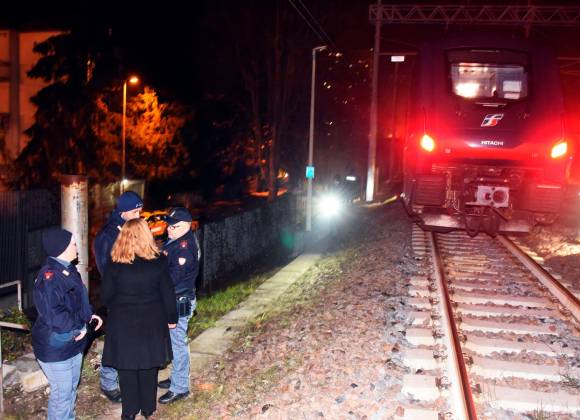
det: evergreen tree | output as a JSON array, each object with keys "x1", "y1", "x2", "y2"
[
  {"x1": 13, "y1": 29, "x2": 192, "y2": 188},
  {"x1": 14, "y1": 29, "x2": 119, "y2": 188}
]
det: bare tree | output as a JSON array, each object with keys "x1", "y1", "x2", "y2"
[{"x1": 224, "y1": 0, "x2": 312, "y2": 201}]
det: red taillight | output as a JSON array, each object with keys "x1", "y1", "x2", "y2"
[
  {"x1": 550, "y1": 141, "x2": 568, "y2": 159},
  {"x1": 420, "y1": 134, "x2": 435, "y2": 152}
]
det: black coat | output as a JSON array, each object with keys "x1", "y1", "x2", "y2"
[{"x1": 101, "y1": 256, "x2": 178, "y2": 370}]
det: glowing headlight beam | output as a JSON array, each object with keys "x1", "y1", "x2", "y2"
[{"x1": 317, "y1": 194, "x2": 342, "y2": 218}]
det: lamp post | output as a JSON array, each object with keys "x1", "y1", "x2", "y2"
[
  {"x1": 366, "y1": 0, "x2": 382, "y2": 202},
  {"x1": 121, "y1": 76, "x2": 139, "y2": 190},
  {"x1": 306, "y1": 45, "x2": 327, "y2": 232}
]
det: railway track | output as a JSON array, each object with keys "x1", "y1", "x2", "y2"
[{"x1": 399, "y1": 226, "x2": 580, "y2": 420}]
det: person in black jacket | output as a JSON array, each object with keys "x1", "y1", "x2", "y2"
[
  {"x1": 101, "y1": 218, "x2": 177, "y2": 420},
  {"x1": 93, "y1": 191, "x2": 143, "y2": 402},
  {"x1": 33, "y1": 228, "x2": 103, "y2": 420},
  {"x1": 157, "y1": 207, "x2": 199, "y2": 404}
]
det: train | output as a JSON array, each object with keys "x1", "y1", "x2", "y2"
[{"x1": 401, "y1": 34, "x2": 572, "y2": 237}]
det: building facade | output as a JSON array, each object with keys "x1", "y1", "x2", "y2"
[{"x1": 0, "y1": 30, "x2": 60, "y2": 170}]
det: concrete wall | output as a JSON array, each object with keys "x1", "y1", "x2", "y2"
[{"x1": 199, "y1": 195, "x2": 297, "y2": 292}]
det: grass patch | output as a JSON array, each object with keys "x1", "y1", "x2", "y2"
[
  {"x1": 188, "y1": 270, "x2": 275, "y2": 339},
  {"x1": 528, "y1": 406, "x2": 552, "y2": 420}
]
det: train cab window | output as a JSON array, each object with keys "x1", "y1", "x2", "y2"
[{"x1": 448, "y1": 49, "x2": 528, "y2": 101}]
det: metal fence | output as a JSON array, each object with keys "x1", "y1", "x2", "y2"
[
  {"x1": 1, "y1": 187, "x2": 298, "y2": 309},
  {"x1": 0, "y1": 190, "x2": 60, "y2": 309}
]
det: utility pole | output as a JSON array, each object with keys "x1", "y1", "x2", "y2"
[
  {"x1": 306, "y1": 45, "x2": 327, "y2": 231},
  {"x1": 388, "y1": 60, "x2": 400, "y2": 182},
  {"x1": 61, "y1": 175, "x2": 89, "y2": 290},
  {"x1": 366, "y1": 0, "x2": 381, "y2": 202}
]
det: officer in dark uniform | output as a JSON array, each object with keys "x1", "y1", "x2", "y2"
[
  {"x1": 93, "y1": 191, "x2": 143, "y2": 402},
  {"x1": 33, "y1": 228, "x2": 103, "y2": 420},
  {"x1": 94, "y1": 191, "x2": 144, "y2": 276},
  {"x1": 157, "y1": 207, "x2": 199, "y2": 404}
]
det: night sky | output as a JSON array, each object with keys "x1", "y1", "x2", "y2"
[
  {"x1": 4, "y1": 1, "x2": 579, "y2": 104},
  {"x1": 4, "y1": 1, "x2": 580, "y2": 183}
]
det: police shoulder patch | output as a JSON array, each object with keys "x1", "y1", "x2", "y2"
[
  {"x1": 180, "y1": 240, "x2": 188, "y2": 249},
  {"x1": 44, "y1": 271, "x2": 54, "y2": 281}
]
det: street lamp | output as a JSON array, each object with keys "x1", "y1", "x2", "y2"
[
  {"x1": 306, "y1": 45, "x2": 327, "y2": 232},
  {"x1": 122, "y1": 76, "x2": 139, "y2": 189}
]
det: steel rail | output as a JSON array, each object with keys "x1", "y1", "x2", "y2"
[
  {"x1": 498, "y1": 235, "x2": 580, "y2": 323},
  {"x1": 428, "y1": 232, "x2": 478, "y2": 420}
]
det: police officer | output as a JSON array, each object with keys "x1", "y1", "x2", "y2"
[
  {"x1": 33, "y1": 228, "x2": 103, "y2": 420},
  {"x1": 157, "y1": 207, "x2": 199, "y2": 404},
  {"x1": 93, "y1": 191, "x2": 143, "y2": 403}
]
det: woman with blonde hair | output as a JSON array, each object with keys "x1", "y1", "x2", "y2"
[{"x1": 101, "y1": 218, "x2": 177, "y2": 420}]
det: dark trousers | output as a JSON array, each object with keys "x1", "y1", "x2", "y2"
[{"x1": 117, "y1": 367, "x2": 158, "y2": 416}]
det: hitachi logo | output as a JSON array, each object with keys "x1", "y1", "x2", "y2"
[{"x1": 481, "y1": 140, "x2": 504, "y2": 146}]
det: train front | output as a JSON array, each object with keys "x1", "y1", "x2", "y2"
[{"x1": 402, "y1": 36, "x2": 572, "y2": 236}]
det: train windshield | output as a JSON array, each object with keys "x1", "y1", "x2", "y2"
[{"x1": 448, "y1": 49, "x2": 528, "y2": 101}]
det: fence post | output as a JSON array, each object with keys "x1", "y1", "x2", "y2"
[{"x1": 61, "y1": 175, "x2": 90, "y2": 290}]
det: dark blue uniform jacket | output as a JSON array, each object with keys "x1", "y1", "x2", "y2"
[
  {"x1": 32, "y1": 258, "x2": 93, "y2": 362},
  {"x1": 163, "y1": 230, "x2": 199, "y2": 297},
  {"x1": 94, "y1": 211, "x2": 124, "y2": 275}
]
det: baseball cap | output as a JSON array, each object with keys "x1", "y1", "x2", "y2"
[
  {"x1": 165, "y1": 207, "x2": 192, "y2": 225},
  {"x1": 116, "y1": 191, "x2": 144, "y2": 213}
]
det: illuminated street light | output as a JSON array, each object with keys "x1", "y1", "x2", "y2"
[
  {"x1": 306, "y1": 45, "x2": 327, "y2": 232},
  {"x1": 122, "y1": 76, "x2": 139, "y2": 191}
]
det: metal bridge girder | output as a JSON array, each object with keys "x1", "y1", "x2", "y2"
[{"x1": 369, "y1": 4, "x2": 580, "y2": 27}]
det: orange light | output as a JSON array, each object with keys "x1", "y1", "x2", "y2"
[
  {"x1": 550, "y1": 141, "x2": 568, "y2": 159},
  {"x1": 420, "y1": 134, "x2": 435, "y2": 152},
  {"x1": 128, "y1": 76, "x2": 139, "y2": 85}
]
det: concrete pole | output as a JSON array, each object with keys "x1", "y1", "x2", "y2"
[
  {"x1": 61, "y1": 175, "x2": 89, "y2": 290},
  {"x1": 366, "y1": 0, "x2": 382, "y2": 202},
  {"x1": 121, "y1": 80, "x2": 127, "y2": 188},
  {"x1": 388, "y1": 61, "x2": 400, "y2": 182},
  {"x1": 306, "y1": 45, "x2": 327, "y2": 231}
]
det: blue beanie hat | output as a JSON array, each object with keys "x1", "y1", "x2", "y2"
[
  {"x1": 116, "y1": 191, "x2": 144, "y2": 213},
  {"x1": 42, "y1": 228, "x2": 73, "y2": 257}
]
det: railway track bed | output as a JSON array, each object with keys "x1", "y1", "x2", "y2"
[{"x1": 396, "y1": 226, "x2": 580, "y2": 420}]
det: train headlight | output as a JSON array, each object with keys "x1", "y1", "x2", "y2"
[
  {"x1": 550, "y1": 141, "x2": 568, "y2": 159},
  {"x1": 420, "y1": 134, "x2": 435, "y2": 152}
]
